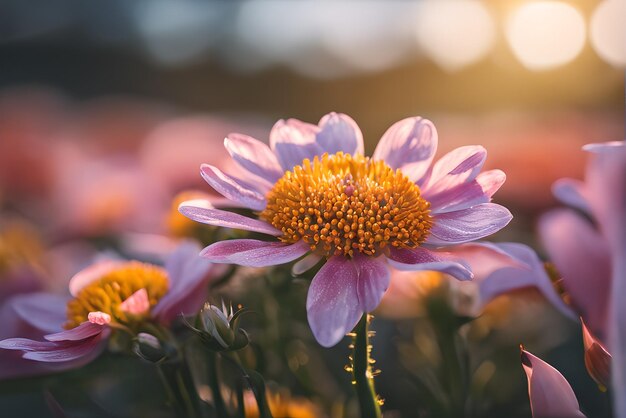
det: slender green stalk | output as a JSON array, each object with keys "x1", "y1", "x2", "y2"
[
  {"x1": 207, "y1": 351, "x2": 229, "y2": 417},
  {"x1": 351, "y1": 314, "x2": 382, "y2": 418}
]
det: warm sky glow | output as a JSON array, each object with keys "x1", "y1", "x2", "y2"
[
  {"x1": 414, "y1": 1, "x2": 495, "y2": 72},
  {"x1": 590, "y1": 0, "x2": 626, "y2": 68},
  {"x1": 506, "y1": 1, "x2": 586, "y2": 71}
]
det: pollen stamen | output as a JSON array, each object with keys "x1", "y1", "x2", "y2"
[{"x1": 261, "y1": 152, "x2": 432, "y2": 258}]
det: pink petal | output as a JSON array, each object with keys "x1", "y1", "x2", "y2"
[
  {"x1": 354, "y1": 255, "x2": 390, "y2": 313},
  {"x1": 386, "y1": 247, "x2": 473, "y2": 281},
  {"x1": 521, "y1": 349, "x2": 586, "y2": 418},
  {"x1": 44, "y1": 321, "x2": 105, "y2": 342},
  {"x1": 452, "y1": 243, "x2": 576, "y2": 320},
  {"x1": 539, "y1": 209, "x2": 611, "y2": 342},
  {"x1": 153, "y1": 241, "x2": 219, "y2": 323},
  {"x1": 69, "y1": 260, "x2": 125, "y2": 297},
  {"x1": 292, "y1": 253, "x2": 323, "y2": 275},
  {"x1": 428, "y1": 169, "x2": 506, "y2": 214},
  {"x1": 270, "y1": 119, "x2": 322, "y2": 171},
  {"x1": 88, "y1": 311, "x2": 111, "y2": 325},
  {"x1": 120, "y1": 289, "x2": 150, "y2": 316},
  {"x1": 426, "y1": 203, "x2": 512, "y2": 246},
  {"x1": 179, "y1": 200, "x2": 282, "y2": 236},
  {"x1": 306, "y1": 256, "x2": 362, "y2": 347},
  {"x1": 23, "y1": 336, "x2": 105, "y2": 363},
  {"x1": 200, "y1": 164, "x2": 267, "y2": 211},
  {"x1": 224, "y1": 133, "x2": 284, "y2": 183},
  {"x1": 372, "y1": 117, "x2": 437, "y2": 183},
  {"x1": 582, "y1": 320, "x2": 611, "y2": 391},
  {"x1": 316, "y1": 112, "x2": 364, "y2": 156},
  {"x1": 422, "y1": 145, "x2": 487, "y2": 197},
  {"x1": 11, "y1": 293, "x2": 68, "y2": 333},
  {"x1": 0, "y1": 338, "x2": 61, "y2": 352},
  {"x1": 200, "y1": 239, "x2": 310, "y2": 267},
  {"x1": 552, "y1": 178, "x2": 590, "y2": 215}
]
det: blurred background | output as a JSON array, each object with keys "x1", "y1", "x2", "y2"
[{"x1": 0, "y1": 1, "x2": 624, "y2": 417}]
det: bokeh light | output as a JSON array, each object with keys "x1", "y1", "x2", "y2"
[
  {"x1": 590, "y1": 0, "x2": 626, "y2": 68},
  {"x1": 414, "y1": 0, "x2": 496, "y2": 72},
  {"x1": 506, "y1": 1, "x2": 586, "y2": 70}
]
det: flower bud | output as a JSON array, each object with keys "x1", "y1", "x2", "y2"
[
  {"x1": 187, "y1": 302, "x2": 250, "y2": 352},
  {"x1": 133, "y1": 333, "x2": 170, "y2": 363}
]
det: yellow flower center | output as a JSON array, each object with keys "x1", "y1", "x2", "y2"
[
  {"x1": 65, "y1": 262, "x2": 169, "y2": 329},
  {"x1": 261, "y1": 152, "x2": 432, "y2": 258}
]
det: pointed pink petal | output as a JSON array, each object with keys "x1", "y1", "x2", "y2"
[
  {"x1": 153, "y1": 241, "x2": 220, "y2": 323},
  {"x1": 422, "y1": 145, "x2": 487, "y2": 197},
  {"x1": 88, "y1": 311, "x2": 111, "y2": 325},
  {"x1": 200, "y1": 164, "x2": 267, "y2": 211},
  {"x1": 581, "y1": 320, "x2": 611, "y2": 390},
  {"x1": 69, "y1": 260, "x2": 125, "y2": 297},
  {"x1": 539, "y1": 209, "x2": 611, "y2": 342},
  {"x1": 270, "y1": 119, "x2": 322, "y2": 171},
  {"x1": 428, "y1": 169, "x2": 506, "y2": 214},
  {"x1": 292, "y1": 253, "x2": 323, "y2": 275},
  {"x1": 200, "y1": 239, "x2": 310, "y2": 267},
  {"x1": 372, "y1": 117, "x2": 437, "y2": 183},
  {"x1": 386, "y1": 247, "x2": 473, "y2": 281},
  {"x1": 426, "y1": 203, "x2": 512, "y2": 246},
  {"x1": 316, "y1": 112, "x2": 364, "y2": 156},
  {"x1": 179, "y1": 200, "x2": 282, "y2": 236},
  {"x1": 120, "y1": 289, "x2": 150, "y2": 316},
  {"x1": 306, "y1": 256, "x2": 362, "y2": 347},
  {"x1": 23, "y1": 336, "x2": 105, "y2": 363},
  {"x1": 521, "y1": 349, "x2": 586, "y2": 418},
  {"x1": 354, "y1": 255, "x2": 390, "y2": 313},
  {"x1": 552, "y1": 178, "x2": 590, "y2": 214},
  {"x1": 452, "y1": 243, "x2": 576, "y2": 320},
  {"x1": 44, "y1": 321, "x2": 105, "y2": 342},
  {"x1": 0, "y1": 338, "x2": 61, "y2": 352},
  {"x1": 224, "y1": 133, "x2": 283, "y2": 183}
]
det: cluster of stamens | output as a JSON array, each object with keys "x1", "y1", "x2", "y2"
[
  {"x1": 261, "y1": 152, "x2": 432, "y2": 258},
  {"x1": 65, "y1": 262, "x2": 169, "y2": 329}
]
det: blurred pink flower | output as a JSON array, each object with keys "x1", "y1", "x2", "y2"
[
  {"x1": 180, "y1": 112, "x2": 512, "y2": 347},
  {"x1": 539, "y1": 141, "x2": 625, "y2": 404},
  {"x1": 0, "y1": 241, "x2": 221, "y2": 379}
]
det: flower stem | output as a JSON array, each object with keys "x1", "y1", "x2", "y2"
[
  {"x1": 352, "y1": 314, "x2": 382, "y2": 418},
  {"x1": 207, "y1": 350, "x2": 229, "y2": 417}
]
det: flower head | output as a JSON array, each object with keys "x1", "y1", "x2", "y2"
[
  {"x1": 0, "y1": 241, "x2": 219, "y2": 378},
  {"x1": 180, "y1": 113, "x2": 512, "y2": 346}
]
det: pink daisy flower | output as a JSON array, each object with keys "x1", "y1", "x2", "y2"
[
  {"x1": 0, "y1": 242, "x2": 219, "y2": 378},
  {"x1": 179, "y1": 113, "x2": 512, "y2": 347}
]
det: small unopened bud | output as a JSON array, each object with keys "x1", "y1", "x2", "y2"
[
  {"x1": 133, "y1": 333, "x2": 169, "y2": 363},
  {"x1": 186, "y1": 302, "x2": 250, "y2": 352}
]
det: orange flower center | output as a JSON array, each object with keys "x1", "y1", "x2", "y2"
[{"x1": 261, "y1": 152, "x2": 432, "y2": 258}]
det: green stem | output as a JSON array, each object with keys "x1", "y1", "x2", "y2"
[
  {"x1": 352, "y1": 314, "x2": 382, "y2": 418},
  {"x1": 207, "y1": 351, "x2": 229, "y2": 417}
]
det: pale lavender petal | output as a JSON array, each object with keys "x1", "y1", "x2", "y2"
[
  {"x1": 200, "y1": 239, "x2": 310, "y2": 267},
  {"x1": 224, "y1": 133, "x2": 284, "y2": 183},
  {"x1": 354, "y1": 255, "x2": 390, "y2": 313},
  {"x1": 428, "y1": 169, "x2": 506, "y2": 214},
  {"x1": 452, "y1": 243, "x2": 576, "y2": 320},
  {"x1": 179, "y1": 200, "x2": 282, "y2": 236},
  {"x1": 306, "y1": 256, "x2": 362, "y2": 347},
  {"x1": 200, "y1": 164, "x2": 266, "y2": 211},
  {"x1": 539, "y1": 209, "x2": 611, "y2": 342},
  {"x1": 372, "y1": 117, "x2": 437, "y2": 183},
  {"x1": 521, "y1": 350, "x2": 586, "y2": 418},
  {"x1": 153, "y1": 241, "x2": 219, "y2": 323},
  {"x1": 552, "y1": 178, "x2": 590, "y2": 214},
  {"x1": 426, "y1": 203, "x2": 512, "y2": 246},
  {"x1": 44, "y1": 322, "x2": 105, "y2": 342},
  {"x1": 386, "y1": 247, "x2": 473, "y2": 281},
  {"x1": 292, "y1": 253, "x2": 323, "y2": 275},
  {"x1": 11, "y1": 293, "x2": 68, "y2": 333},
  {"x1": 270, "y1": 119, "x2": 322, "y2": 171},
  {"x1": 422, "y1": 146, "x2": 487, "y2": 197},
  {"x1": 23, "y1": 336, "x2": 105, "y2": 363},
  {"x1": 69, "y1": 260, "x2": 125, "y2": 297},
  {"x1": 316, "y1": 112, "x2": 364, "y2": 156}
]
